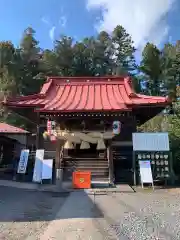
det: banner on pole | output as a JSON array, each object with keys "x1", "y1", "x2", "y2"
[{"x1": 17, "y1": 149, "x2": 29, "y2": 174}]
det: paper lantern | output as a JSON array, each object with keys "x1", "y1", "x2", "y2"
[
  {"x1": 112, "y1": 121, "x2": 121, "y2": 135},
  {"x1": 96, "y1": 139, "x2": 106, "y2": 150},
  {"x1": 80, "y1": 141, "x2": 90, "y2": 149},
  {"x1": 64, "y1": 141, "x2": 74, "y2": 149}
]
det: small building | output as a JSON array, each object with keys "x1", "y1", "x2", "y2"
[
  {"x1": 0, "y1": 123, "x2": 29, "y2": 179},
  {"x1": 5, "y1": 76, "x2": 170, "y2": 185},
  {"x1": 0, "y1": 122, "x2": 29, "y2": 146}
]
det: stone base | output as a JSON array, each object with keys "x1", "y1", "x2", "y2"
[{"x1": 56, "y1": 168, "x2": 63, "y2": 181}]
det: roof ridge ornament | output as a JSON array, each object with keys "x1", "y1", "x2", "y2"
[{"x1": 124, "y1": 77, "x2": 137, "y2": 98}]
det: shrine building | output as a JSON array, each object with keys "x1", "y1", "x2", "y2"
[{"x1": 5, "y1": 76, "x2": 170, "y2": 185}]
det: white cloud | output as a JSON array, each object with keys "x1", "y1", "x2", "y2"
[
  {"x1": 87, "y1": 0, "x2": 176, "y2": 49},
  {"x1": 41, "y1": 17, "x2": 56, "y2": 41},
  {"x1": 59, "y1": 7, "x2": 67, "y2": 28},
  {"x1": 49, "y1": 26, "x2": 56, "y2": 41},
  {"x1": 41, "y1": 17, "x2": 50, "y2": 26},
  {"x1": 59, "y1": 15, "x2": 67, "y2": 28}
]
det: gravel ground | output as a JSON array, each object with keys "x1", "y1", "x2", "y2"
[
  {"x1": 0, "y1": 186, "x2": 68, "y2": 240},
  {"x1": 1, "y1": 186, "x2": 180, "y2": 240},
  {"x1": 90, "y1": 190, "x2": 180, "y2": 239}
]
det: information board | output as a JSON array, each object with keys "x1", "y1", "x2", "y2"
[
  {"x1": 17, "y1": 149, "x2": 30, "y2": 174},
  {"x1": 32, "y1": 149, "x2": 44, "y2": 183},
  {"x1": 133, "y1": 133, "x2": 169, "y2": 151},
  {"x1": 42, "y1": 159, "x2": 53, "y2": 180},
  {"x1": 139, "y1": 160, "x2": 153, "y2": 184}
]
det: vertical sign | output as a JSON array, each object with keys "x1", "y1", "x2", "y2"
[
  {"x1": 17, "y1": 149, "x2": 29, "y2": 174},
  {"x1": 139, "y1": 160, "x2": 154, "y2": 188},
  {"x1": 32, "y1": 149, "x2": 44, "y2": 183}
]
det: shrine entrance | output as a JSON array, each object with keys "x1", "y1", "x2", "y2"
[{"x1": 112, "y1": 145, "x2": 133, "y2": 184}]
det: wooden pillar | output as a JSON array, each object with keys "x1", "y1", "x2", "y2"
[
  {"x1": 133, "y1": 151, "x2": 136, "y2": 186},
  {"x1": 55, "y1": 139, "x2": 64, "y2": 181},
  {"x1": 108, "y1": 143, "x2": 114, "y2": 185},
  {"x1": 36, "y1": 113, "x2": 40, "y2": 149}
]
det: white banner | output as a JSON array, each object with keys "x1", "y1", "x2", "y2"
[
  {"x1": 32, "y1": 149, "x2": 44, "y2": 183},
  {"x1": 17, "y1": 149, "x2": 29, "y2": 174},
  {"x1": 42, "y1": 159, "x2": 53, "y2": 180},
  {"x1": 139, "y1": 160, "x2": 153, "y2": 184}
]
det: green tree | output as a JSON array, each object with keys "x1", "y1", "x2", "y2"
[
  {"x1": 161, "y1": 43, "x2": 177, "y2": 100},
  {"x1": 140, "y1": 43, "x2": 162, "y2": 95},
  {"x1": 91, "y1": 31, "x2": 113, "y2": 76},
  {"x1": 39, "y1": 27, "x2": 136, "y2": 78},
  {"x1": 0, "y1": 41, "x2": 15, "y2": 68},
  {"x1": 54, "y1": 36, "x2": 74, "y2": 76},
  {"x1": 38, "y1": 49, "x2": 58, "y2": 78},
  {"x1": 19, "y1": 27, "x2": 43, "y2": 95},
  {"x1": 112, "y1": 25, "x2": 136, "y2": 74}
]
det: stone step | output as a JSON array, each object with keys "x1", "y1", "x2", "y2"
[
  {"x1": 65, "y1": 163, "x2": 109, "y2": 168},
  {"x1": 90, "y1": 172, "x2": 109, "y2": 176},
  {"x1": 64, "y1": 169, "x2": 109, "y2": 176},
  {"x1": 74, "y1": 167, "x2": 109, "y2": 171},
  {"x1": 66, "y1": 160, "x2": 108, "y2": 164},
  {"x1": 91, "y1": 176, "x2": 109, "y2": 181}
]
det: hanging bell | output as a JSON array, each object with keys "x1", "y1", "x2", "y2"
[
  {"x1": 64, "y1": 141, "x2": 74, "y2": 149},
  {"x1": 80, "y1": 141, "x2": 90, "y2": 149},
  {"x1": 96, "y1": 139, "x2": 106, "y2": 150},
  {"x1": 43, "y1": 131, "x2": 49, "y2": 140}
]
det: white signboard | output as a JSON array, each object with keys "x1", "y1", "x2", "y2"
[
  {"x1": 32, "y1": 149, "x2": 44, "y2": 183},
  {"x1": 133, "y1": 133, "x2": 169, "y2": 151},
  {"x1": 139, "y1": 160, "x2": 153, "y2": 184},
  {"x1": 42, "y1": 159, "x2": 53, "y2": 180},
  {"x1": 17, "y1": 149, "x2": 29, "y2": 174}
]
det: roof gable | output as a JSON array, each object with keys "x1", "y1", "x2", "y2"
[{"x1": 0, "y1": 123, "x2": 29, "y2": 134}]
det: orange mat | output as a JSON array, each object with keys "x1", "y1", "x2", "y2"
[{"x1": 72, "y1": 171, "x2": 91, "y2": 189}]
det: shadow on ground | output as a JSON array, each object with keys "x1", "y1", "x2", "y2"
[{"x1": 0, "y1": 186, "x2": 104, "y2": 223}]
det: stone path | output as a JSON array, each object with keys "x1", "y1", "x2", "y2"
[{"x1": 40, "y1": 191, "x2": 104, "y2": 240}]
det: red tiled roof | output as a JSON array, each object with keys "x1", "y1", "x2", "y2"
[
  {"x1": 0, "y1": 123, "x2": 29, "y2": 134},
  {"x1": 5, "y1": 76, "x2": 170, "y2": 112}
]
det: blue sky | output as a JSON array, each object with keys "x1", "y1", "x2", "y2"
[{"x1": 0, "y1": 0, "x2": 179, "y2": 53}]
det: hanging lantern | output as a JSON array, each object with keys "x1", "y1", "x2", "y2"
[
  {"x1": 96, "y1": 139, "x2": 106, "y2": 150},
  {"x1": 112, "y1": 121, "x2": 121, "y2": 135},
  {"x1": 80, "y1": 141, "x2": 90, "y2": 149},
  {"x1": 50, "y1": 135, "x2": 57, "y2": 143},
  {"x1": 64, "y1": 141, "x2": 74, "y2": 149},
  {"x1": 47, "y1": 120, "x2": 51, "y2": 135}
]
